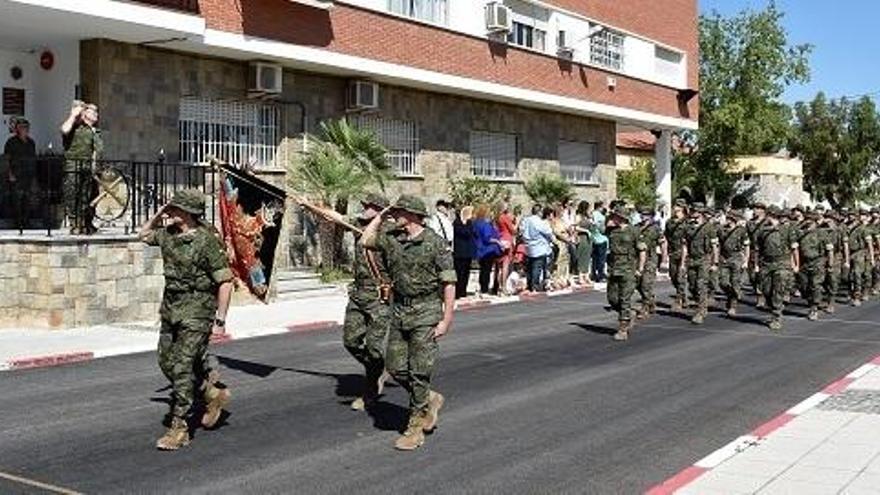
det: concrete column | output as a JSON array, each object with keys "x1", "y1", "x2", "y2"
[{"x1": 655, "y1": 130, "x2": 672, "y2": 209}]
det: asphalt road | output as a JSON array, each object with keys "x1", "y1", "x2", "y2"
[{"x1": 2, "y1": 288, "x2": 880, "y2": 494}]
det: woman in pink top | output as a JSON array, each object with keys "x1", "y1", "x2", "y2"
[{"x1": 495, "y1": 202, "x2": 516, "y2": 295}]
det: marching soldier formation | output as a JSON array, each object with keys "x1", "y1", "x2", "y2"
[{"x1": 607, "y1": 199, "x2": 880, "y2": 339}]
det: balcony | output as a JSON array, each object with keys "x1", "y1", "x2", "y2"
[{"x1": 131, "y1": 0, "x2": 200, "y2": 13}]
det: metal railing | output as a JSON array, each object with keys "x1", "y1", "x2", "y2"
[
  {"x1": 130, "y1": 0, "x2": 200, "y2": 13},
  {"x1": 2, "y1": 156, "x2": 215, "y2": 236}
]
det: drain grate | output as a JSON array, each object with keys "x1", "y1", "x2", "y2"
[{"x1": 817, "y1": 390, "x2": 880, "y2": 414}]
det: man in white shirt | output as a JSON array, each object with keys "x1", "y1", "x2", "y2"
[{"x1": 427, "y1": 199, "x2": 454, "y2": 250}]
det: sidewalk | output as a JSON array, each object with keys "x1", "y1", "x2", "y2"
[
  {"x1": 0, "y1": 283, "x2": 597, "y2": 371},
  {"x1": 651, "y1": 354, "x2": 880, "y2": 495}
]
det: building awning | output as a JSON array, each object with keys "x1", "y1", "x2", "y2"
[{"x1": 287, "y1": 0, "x2": 333, "y2": 9}]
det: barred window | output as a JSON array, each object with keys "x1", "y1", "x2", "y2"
[
  {"x1": 590, "y1": 28, "x2": 625, "y2": 71},
  {"x1": 352, "y1": 115, "x2": 421, "y2": 176},
  {"x1": 178, "y1": 97, "x2": 284, "y2": 168},
  {"x1": 387, "y1": 0, "x2": 448, "y2": 24},
  {"x1": 558, "y1": 140, "x2": 598, "y2": 184},
  {"x1": 470, "y1": 131, "x2": 518, "y2": 179}
]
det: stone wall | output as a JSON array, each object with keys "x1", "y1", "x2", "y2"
[{"x1": 0, "y1": 236, "x2": 163, "y2": 328}]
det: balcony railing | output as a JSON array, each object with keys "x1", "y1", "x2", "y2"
[{"x1": 130, "y1": 0, "x2": 200, "y2": 14}]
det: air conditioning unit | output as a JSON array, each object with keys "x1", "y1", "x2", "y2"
[
  {"x1": 347, "y1": 80, "x2": 379, "y2": 111},
  {"x1": 248, "y1": 62, "x2": 283, "y2": 96},
  {"x1": 556, "y1": 30, "x2": 574, "y2": 59},
  {"x1": 485, "y1": 2, "x2": 512, "y2": 34}
]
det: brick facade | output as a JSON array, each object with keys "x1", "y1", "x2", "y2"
[{"x1": 196, "y1": 0, "x2": 698, "y2": 123}]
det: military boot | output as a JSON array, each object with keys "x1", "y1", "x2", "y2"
[
  {"x1": 422, "y1": 391, "x2": 445, "y2": 432},
  {"x1": 756, "y1": 294, "x2": 766, "y2": 309},
  {"x1": 853, "y1": 296, "x2": 863, "y2": 307},
  {"x1": 612, "y1": 321, "x2": 630, "y2": 341},
  {"x1": 768, "y1": 318, "x2": 783, "y2": 331},
  {"x1": 824, "y1": 302, "x2": 836, "y2": 314},
  {"x1": 726, "y1": 302, "x2": 737, "y2": 317},
  {"x1": 807, "y1": 308, "x2": 819, "y2": 321},
  {"x1": 395, "y1": 412, "x2": 427, "y2": 451},
  {"x1": 156, "y1": 417, "x2": 190, "y2": 451},
  {"x1": 636, "y1": 304, "x2": 648, "y2": 320},
  {"x1": 671, "y1": 297, "x2": 683, "y2": 312},
  {"x1": 377, "y1": 369, "x2": 391, "y2": 396}
]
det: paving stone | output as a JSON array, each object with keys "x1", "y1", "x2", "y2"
[{"x1": 818, "y1": 390, "x2": 880, "y2": 414}]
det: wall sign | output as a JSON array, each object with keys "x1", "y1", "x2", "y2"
[
  {"x1": 40, "y1": 51, "x2": 54, "y2": 71},
  {"x1": 3, "y1": 87, "x2": 25, "y2": 116}
]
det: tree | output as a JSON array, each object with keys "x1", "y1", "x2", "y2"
[
  {"x1": 680, "y1": 3, "x2": 812, "y2": 205},
  {"x1": 524, "y1": 173, "x2": 574, "y2": 206},
  {"x1": 288, "y1": 119, "x2": 391, "y2": 268},
  {"x1": 790, "y1": 93, "x2": 880, "y2": 208},
  {"x1": 617, "y1": 158, "x2": 658, "y2": 208},
  {"x1": 448, "y1": 176, "x2": 510, "y2": 208}
]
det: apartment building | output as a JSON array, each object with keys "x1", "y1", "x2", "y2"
[{"x1": 0, "y1": 0, "x2": 697, "y2": 208}]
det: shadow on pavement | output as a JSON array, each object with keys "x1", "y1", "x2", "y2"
[{"x1": 569, "y1": 322, "x2": 616, "y2": 336}]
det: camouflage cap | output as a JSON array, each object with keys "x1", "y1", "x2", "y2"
[
  {"x1": 727, "y1": 209, "x2": 743, "y2": 220},
  {"x1": 673, "y1": 198, "x2": 688, "y2": 208},
  {"x1": 168, "y1": 189, "x2": 206, "y2": 216},
  {"x1": 814, "y1": 204, "x2": 827, "y2": 213},
  {"x1": 753, "y1": 202, "x2": 767, "y2": 210},
  {"x1": 767, "y1": 205, "x2": 782, "y2": 217},
  {"x1": 609, "y1": 204, "x2": 630, "y2": 221},
  {"x1": 690, "y1": 202, "x2": 707, "y2": 215},
  {"x1": 638, "y1": 205, "x2": 655, "y2": 216},
  {"x1": 392, "y1": 194, "x2": 429, "y2": 217},
  {"x1": 361, "y1": 192, "x2": 390, "y2": 209}
]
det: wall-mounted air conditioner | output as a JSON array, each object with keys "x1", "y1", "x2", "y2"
[
  {"x1": 557, "y1": 30, "x2": 574, "y2": 59},
  {"x1": 347, "y1": 81, "x2": 379, "y2": 111},
  {"x1": 485, "y1": 2, "x2": 512, "y2": 34},
  {"x1": 248, "y1": 62, "x2": 283, "y2": 96}
]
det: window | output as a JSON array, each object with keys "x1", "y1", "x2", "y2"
[
  {"x1": 655, "y1": 45, "x2": 684, "y2": 84},
  {"x1": 590, "y1": 27, "x2": 625, "y2": 71},
  {"x1": 179, "y1": 97, "x2": 284, "y2": 168},
  {"x1": 470, "y1": 131, "x2": 518, "y2": 179},
  {"x1": 558, "y1": 140, "x2": 598, "y2": 183},
  {"x1": 508, "y1": 21, "x2": 546, "y2": 51},
  {"x1": 387, "y1": 0, "x2": 448, "y2": 25},
  {"x1": 352, "y1": 115, "x2": 421, "y2": 176}
]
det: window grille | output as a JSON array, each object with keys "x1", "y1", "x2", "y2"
[
  {"x1": 590, "y1": 28, "x2": 625, "y2": 71},
  {"x1": 387, "y1": 0, "x2": 448, "y2": 24},
  {"x1": 352, "y1": 116, "x2": 421, "y2": 176},
  {"x1": 558, "y1": 140, "x2": 598, "y2": 183},
  {"x1": 470, "y1": 131, "x2": 518, "y2": 179},
  {"x1": 178, "y1": 97, "x2": 285, "y2": 168}
]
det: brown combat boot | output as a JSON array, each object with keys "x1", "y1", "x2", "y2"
[
  {"x1": 768, "y1": 318, "x2": 783, "y2": 331},
  {"x1": 612, "y1": 321, "x2": 630, "y2": 341},
  {"x1": 156, "y1": 417, "x2": 190, "y2": 451},
  {"x1": 824, "y1": 303, "x2": 836, "y2": 314},
  {"x1": 671, "y1": 297, "x2": 683, "y2": 312},
  {"x1": 807, "y1": 308, "x2": 819, "y2": 321},
  {"x1": 726, "y1": 302, "x2": 737, "y2": 317},
  {"x1": 395, "y1": 412, "x2": 427, "y2": 451},
  {"x1": 756, "y1": 295, "x2": 766, "y2": 309},
  {"x1": 202, "y1": 384, "x2": 231, "y2": 428},
  {"x1": 422, "y1": 391, "x2": 445, "y2": 433}
]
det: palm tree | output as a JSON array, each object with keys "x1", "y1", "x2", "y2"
[{"x1": 289, "y1": 118, "x2": 391, "y2": 269}]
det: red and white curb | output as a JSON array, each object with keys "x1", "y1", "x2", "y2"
[
  {"x1": 646, "y1": 354, "x2": 880, "y2": 495},
  {"x1": 0, "y1": 286, "x2": 599, "y2": 372}
]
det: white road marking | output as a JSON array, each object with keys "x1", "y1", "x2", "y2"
[
  {"x1": 0, "y1": 470, "x2": 83, "y2": 495},
  {"x1": 786, "y1": 392, "x2": 830, "y2": 415},
  {"x1": 846, "y1": 363, "x2": 878, "y2": 379}
]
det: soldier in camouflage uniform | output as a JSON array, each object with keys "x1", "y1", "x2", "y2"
[
  {"x1": 139, "y1": 189, "x2": 235, "y2": 451},
  {"x1": 361, "y1": 194, "x2": 456, "y2": 451},
  {"x1": 707, "y1": 208, "x2": 723, "y2": 296},
  {"x1": 779, "y1": 208, "x2": 801, "y2": 303},
  {"x1": 756, "y1": 206, "x2": 798, "y2": 331},
  {"x1": 340, "y1": 193, "x2": 394, "y2": 411},
  {"x1": 664, "y1": 198, "x2": 689, "y2": 312},
  {"x1": 718, "y1": 210, "x2": 750, "y2": 317},
  {"x1": 607, "y1": 205, "x2": 646, "y2": 341},
  {"x1": 748, "y1": 203, "x2": 768, "y2": 308},
  {"x1": 849, "y1": 209, "x2": 876, "y2": 306},
  {"x1": 798, "y1": 211, "x2": 834, "y2": 321},
  {"x1": 682, "y1": 204, "x2": 719, "y2": 325},
  {"x1": 636, "y1": 206, "x2": 663, "y2": 319},
  {"x1": 871, "y1": 209, "x2": 880, "y2": 296},
  {"x1": 60, "y1": 102, "x2": 103, "y2": 235},
  {"x1": 818, "y1": 207, "x2": 843, "y2": 313}
]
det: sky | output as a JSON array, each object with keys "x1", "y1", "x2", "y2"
[{"x1": 699, "y1": 0, "x2": 880, "y2": 105}]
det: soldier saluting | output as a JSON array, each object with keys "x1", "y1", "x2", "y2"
[
  {"x1": 139, "y1": 189, "x2": 234, "y2": 451},
  {"x1": 361, "y1": 194, "x2": 456, "y2": 451}
]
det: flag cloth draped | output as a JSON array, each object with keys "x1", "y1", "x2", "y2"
[{"x1": 218, "y1": 163, "x2": 286, "y2": 302}]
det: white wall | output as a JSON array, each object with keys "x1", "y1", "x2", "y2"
[{"x1": 0, "y1": 40, "x2": 79, "y2": 151}]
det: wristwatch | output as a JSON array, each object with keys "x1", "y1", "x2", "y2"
[{"x1": 214, "y1": 317, "x2": 225, "y2": 327}]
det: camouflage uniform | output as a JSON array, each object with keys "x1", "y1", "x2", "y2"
[
  {"x1": 779, "y1": 212, "x2": 800, "y2": 299},
  {"x1": 798, "y1": 213, "x2": 832, "y2": 319},
  {"x1": 607, "y1": 206, "x2": 644, "y2": 339},
  {"x1": 684, "y1": 206, "x2": 718, "y2": 324},
  {"x1": 748, "y1": 205, "x2": 768, "y2": 305},
  {"x1": 145, "y1": 219, "x2": 232, "y2": 425},
  {"x1": 819, "y1": 212, "x2": 843, "y2": 311},
  {"x1": 870, "y1": 212, "x2": 880, "y2": 295},
  {"x1": 344, "y1": 194, "x2": 393, "y2": 406},
  {"x1": 664, "y1": 199, "x2": 689, "y2": 309},
  {"x1": 63, "y1": 124, "x2": 103, "y2": 233},
  {"x1": 847, "y1": 216, "x2": 873, "y2": 305},
  {"x1": 374, "y1": 196, "x2": 456, "y2": 417},
  {"x1": 718, "y1": 212, "x2": 750, "y2": 314},
  {"x1": 636, "y1": 211, "x2": 662, "y2": 318},
  {"x1": 756, "y1": 208, "x2": 796, "y2": 330}
]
